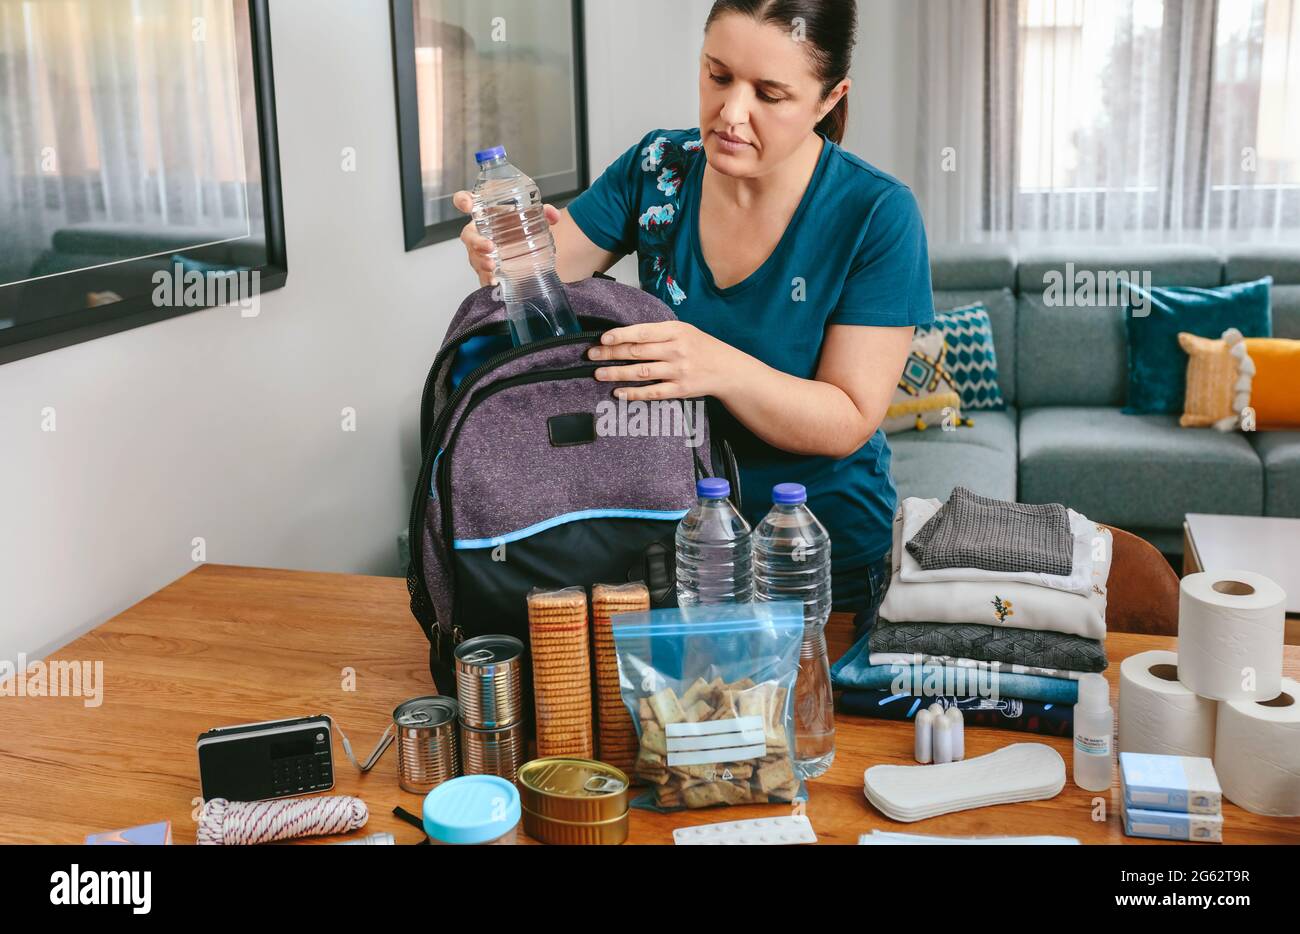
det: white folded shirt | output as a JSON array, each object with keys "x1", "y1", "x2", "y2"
[
  {"x1": 878, "y1": 505, "x2": 1111, "y2": 640},
  {"x1": 868, "y1": 651, "x2": 1090, "y2": 681},
  {"x1": 900, "y1": 497, "x2": 1098, "y2": 595}
]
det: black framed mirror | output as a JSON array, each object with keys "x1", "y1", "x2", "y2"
[
  {"x1": 389, "y1": 0, "x2": 589, "y2": 251},
  {"x1": 0, "y1": 0, "x2": 287, "y2": 366}
]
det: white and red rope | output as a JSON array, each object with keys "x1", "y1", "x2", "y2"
[{"x1": 197, "y1": 795, "x2": 368, "y2": 845}]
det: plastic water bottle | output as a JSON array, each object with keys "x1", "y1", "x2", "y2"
[
  {"x1": 753, "y1": 483, "x2": 835, "y2": 778},
  {"x1": 675, "y1": 478, "x2": 753, "y2": 607},
  {"x1": 470, "y1": 145, "x2": 581, "y2": 345}
]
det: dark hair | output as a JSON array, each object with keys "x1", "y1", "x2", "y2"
[{"x1": 705, "y1": 0, "x2": 857, "y2": 144}]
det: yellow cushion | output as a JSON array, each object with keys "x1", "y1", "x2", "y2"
[
  {"x1": 1243, "y1": 337, "x2": 1300, "y2": 429},
  {"x1": 1178, "y1": 331, "x2": 1249, "y2": 430}
]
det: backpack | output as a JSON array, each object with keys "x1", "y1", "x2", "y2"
[{"x1": 406, "y1": 274, "x2": 740, "y2": 693}]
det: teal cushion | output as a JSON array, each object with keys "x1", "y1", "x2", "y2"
[
  {"x1": 918, "y1": 303, "x2": 1006, "y2": 410},
  {"x1": 1019, "y1": 407, "x2": 1263, "y2": 530},
  {"x1": 1122, "y1": 277, "x2": 1273, "y2": 415}
]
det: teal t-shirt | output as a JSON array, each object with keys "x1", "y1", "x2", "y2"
[{"x1": 568, "y1": 128, "x2": 934, "y2": 572}]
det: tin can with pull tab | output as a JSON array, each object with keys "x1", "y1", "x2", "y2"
[
  {"x1": 454, "y1": 635, "x2": 525, "y2": 729},
  {"x1": 339, "y1": 696, "x2": 460, "y2": 794}
]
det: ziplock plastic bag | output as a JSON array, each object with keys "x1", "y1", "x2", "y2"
[{"x1": 611, "y1": 602, "x2": 806, "y2": 810}]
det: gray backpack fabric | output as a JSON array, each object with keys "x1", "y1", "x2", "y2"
[{"x1": 407, "y1": 274, "x2": 739, "y2": 693}]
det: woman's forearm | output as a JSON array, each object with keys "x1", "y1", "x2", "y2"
[{"x1": 714, "y1": 351, "x2": 880, "y2": 458}]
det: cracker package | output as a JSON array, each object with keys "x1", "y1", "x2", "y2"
[
  {"x1": 611, "y1": 601, "x2": 806, "y2": 810},
  {"x1": 591, "y1": 582, "x2": 650, "y2": 775},
  {"x1": 527, "y1": 586, "x2": 594, "y2": 758}
]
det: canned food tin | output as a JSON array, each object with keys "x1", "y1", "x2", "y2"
[
  {"x1": 459, "y1": 721, "x2": 526, "y2": 783},
  {"x1": 394, "y1": 695, "x2": 459, "y2": 794},
  {"x1": 517, "y1": 757, "x2": 629, "y2": 823},
  {"x1": 454, "y1": 635, "x2": 524, "y2": 729},
  {"x1": 521, "y1": 807, "x2": 628, "y2": 845}
]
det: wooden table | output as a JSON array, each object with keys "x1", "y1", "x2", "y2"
[{"x1": 2, "y1": 564, "x2": 1298, "y2": 845}]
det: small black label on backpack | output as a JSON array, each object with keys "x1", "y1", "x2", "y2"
[{"x1": 548, "y1": 412, "x2": 596, "y2": 447}]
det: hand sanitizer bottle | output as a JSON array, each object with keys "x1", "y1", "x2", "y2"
[{"x1": 1073, "y1": 673, "x2": 1114, "y2": 792}]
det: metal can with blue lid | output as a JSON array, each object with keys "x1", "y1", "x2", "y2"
[
  {"x1": 423, "y1": 774, "x2": 520, "y2": 845},
  {"x1": 454, "y1": 634, "x2": 524, "y2": 729}
]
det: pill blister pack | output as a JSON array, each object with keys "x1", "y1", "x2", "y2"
[{"x1": 672, "y1": 815, "x2": 817, "y2": 845}]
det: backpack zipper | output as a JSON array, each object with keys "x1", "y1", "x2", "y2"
[{"x1": 419, "y1": 315, "x2": 617, "y2": 451}]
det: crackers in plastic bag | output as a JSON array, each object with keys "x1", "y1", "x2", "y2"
[{"x1": 610, "y1": 602, "x2": 806, "y2": 809}]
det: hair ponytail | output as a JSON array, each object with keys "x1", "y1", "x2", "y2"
[
  {"x1": 706, "y1": 0, "x2": 857, "y2": 145},
  {"x1": 816, "y1": 92, "x2": 848, "y2": 144}
]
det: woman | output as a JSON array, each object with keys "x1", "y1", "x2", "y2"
[{"x1": 454, "y1": 0, "x2": 933, "y2": 629}]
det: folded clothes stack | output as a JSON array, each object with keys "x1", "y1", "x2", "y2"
[{"x1": 833, "y1": 487, "x2": 1113, "y2": 736}]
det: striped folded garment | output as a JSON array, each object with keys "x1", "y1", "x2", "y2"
[
  {"x1": 906, "y1": 486, "x2": 1073, "y2": 575},
  {"x1": 830, "y1": 657, "x2": 1079, "y2": 705}
]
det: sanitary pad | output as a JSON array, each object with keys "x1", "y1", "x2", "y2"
[{"x1": 863, "y1": 743, "x2": 1066, "y2": 822}]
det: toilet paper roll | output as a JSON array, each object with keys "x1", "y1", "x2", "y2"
[
  {"x1": 1118, "y1": 650, "x2": 1217, "y2": 758},
  {"x1": 1177, "y1": 571, "x2": 1286, "y2": 702},
  {"x1": 1215, "y1": 677, "x2": 1300, "y2": 816}
]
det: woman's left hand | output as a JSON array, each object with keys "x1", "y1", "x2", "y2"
[{"x1": 587, "y1": 321, "x2": 744, "y2": 401}]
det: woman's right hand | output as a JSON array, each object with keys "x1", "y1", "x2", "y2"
[{"x1": 453, "y1": 190, "x2": 563, "y2": 287}]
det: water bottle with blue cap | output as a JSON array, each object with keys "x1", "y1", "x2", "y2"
[
  {"x1": 675, "y1": 477, "x2": 753, "y2": 607},
  {"x1": 470, "y1": 145, "x2": 581, "y2": 345},
  {"x1": 754, "y1": 482, "x2": 835, "y2": 777}
]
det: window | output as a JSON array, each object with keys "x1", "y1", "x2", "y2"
[
  {"x1": 390, "y1": 0, "x2": 588, "y2": 250},
  {"x1": 1012, "y1": 0, "x2": 1300, "y2": 239},
  {"x1": 0, "y1": 0, "x2": 286, "y2": 365}
]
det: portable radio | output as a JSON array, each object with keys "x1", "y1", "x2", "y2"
[{"x1": 197, "y1": 714, "x2": 334, "y2": 802}]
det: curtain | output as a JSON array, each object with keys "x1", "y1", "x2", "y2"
[
  {"x1": 916, "y1": 0, "x2": 1300, "y2": 244},
  {"x1": 0, "y1": 0, "x2": 253, "y2": 285}
]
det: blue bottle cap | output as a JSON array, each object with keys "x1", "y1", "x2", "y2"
[
  {"x1": 422, "y1": 775, "x2": 520, "y2": 844},
  {"x1": 772, "y1": 482, "x2": 807, "y2": 504},
  {"x1": 696, "y1": 477, "x2": 731, "y2": 499},
  {"x1": 475, "y1": 146, "x2": 507, "y2": 164}
]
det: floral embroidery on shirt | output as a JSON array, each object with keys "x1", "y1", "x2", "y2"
[
  {"x1": 991, "y1": 596, "x2": 1014, "y2": 624},
  {"x1": 665, "y1": 275, "x2": 686, "y2": 305},
  {"x1": 656, "y1": 166, "x2": 682, "y2": 198},
  {"x1": 639, "y1": 203, "x2": 675, "y2": 232},
  {"x1": 634, "y1": 133, "x2": 702, "y2": 307},
  {"x1": 640, "y1": 136, "x2": 670, "y2": 170}
]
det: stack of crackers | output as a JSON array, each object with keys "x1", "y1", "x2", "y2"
[
  {"x1": 526, "y1": 587, "x2": 594, "y2": 758},
  {"x1": 590, "y1": 582, "x2": 650, "y2": 775}
]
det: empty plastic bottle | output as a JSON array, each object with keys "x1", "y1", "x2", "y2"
[
  {"x1": 675, "y1": 478, "x2": 753, "y2": 607},
  {"x1": 470, "y1": 145, "x2": 581, "y2": 345},
  {"x1": 753, "y1": 482, "x2": 835, "y2": 778}
]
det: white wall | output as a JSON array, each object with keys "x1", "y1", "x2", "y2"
[
  {"x1": 1, "y1": 0, "x2": 470, "y2": 661},
  {"x1": 0, "y1": 0, "x2": 919, "y2": 663}
]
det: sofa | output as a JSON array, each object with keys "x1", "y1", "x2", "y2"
[{"x1": 892, "y1": 244, "x2": 1300, "y2": 560}]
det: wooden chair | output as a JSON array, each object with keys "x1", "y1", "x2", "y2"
[{"x1": 1101, "y1": 524, "x2": 1180, "y2": 636}]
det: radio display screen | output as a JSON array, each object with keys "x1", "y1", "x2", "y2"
[{"x1": 270, "y1": 735, "x2": 314, "y2": 760}]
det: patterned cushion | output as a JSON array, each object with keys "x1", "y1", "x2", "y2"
[
  {"x1": 883, "y1": 330, "x2": 964, "y2": 434},
  {"x1": 1178, "y1": 329, "x2": 1252, "y2": 431},
  {"x1": 918, "y1": 303, "x2": 1007, "y2": 411}
]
